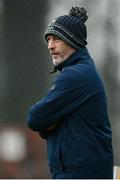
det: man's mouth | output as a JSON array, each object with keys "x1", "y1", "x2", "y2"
[
  {"x1": 51, "y1": 52, "x2": 58, "y2": 55},
  {"x1": 51, "y1": 52, "x2": 59, "y2": 58}
]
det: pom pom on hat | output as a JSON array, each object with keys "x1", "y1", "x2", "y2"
[{"x1": 69, "y1": 5, "x2": 89, "y2": 23}]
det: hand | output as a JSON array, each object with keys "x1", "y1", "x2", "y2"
[{"x1": 47, "y1": 122, "x2": 58, "y2": 131}]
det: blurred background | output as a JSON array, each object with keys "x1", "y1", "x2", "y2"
[{"x1": 0, "y1": 0, "x2": 119, "y2": 178}]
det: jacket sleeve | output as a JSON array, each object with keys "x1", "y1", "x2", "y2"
[{"x1": 27, "y1": 68, "x2": 87, "y2": 132}]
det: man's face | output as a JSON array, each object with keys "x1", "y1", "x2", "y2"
[{"x1": 47, "y1": 35, "x2": 76, "y2": 66}]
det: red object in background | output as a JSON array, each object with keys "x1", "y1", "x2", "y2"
[{"x1": 0, "y1": 124, "x2": 50, "y2": 179}]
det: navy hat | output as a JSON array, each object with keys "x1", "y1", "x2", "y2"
[{"x1": 45, "y1": 5, "x2": 89, "y2": 50}]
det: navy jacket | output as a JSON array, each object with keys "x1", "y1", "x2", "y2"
[{"x1": 27, "y1": 48, "x2": 113, "y2": 179}]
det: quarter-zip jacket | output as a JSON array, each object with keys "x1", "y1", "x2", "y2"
[{"x1": 27, "y1": 47, "x2": 113, "y2": 179}]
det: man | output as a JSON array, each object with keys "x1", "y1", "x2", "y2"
[{"x1": 27, "y1": 5, "x2": 113, "y2": 179}]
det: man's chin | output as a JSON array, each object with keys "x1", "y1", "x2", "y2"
[{"x1": 53, "y1": 58, "x2": 62, "y2": 66}]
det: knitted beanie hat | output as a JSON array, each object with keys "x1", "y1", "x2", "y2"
[{"x1": 45, "y1": 5, "x2": 89, "y2": 50}]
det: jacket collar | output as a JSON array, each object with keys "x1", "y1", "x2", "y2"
[{"x1": 49, "y1": 47, "x2": 91, "y2": 73}]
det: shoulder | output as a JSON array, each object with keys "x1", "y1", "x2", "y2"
[
  {"x1": 60, "y1": 62, "x2": 89, "y2": 82},
  {"x1": 52, "y1": 66, "x2": 84, "y2": 91},
  {"x1": 56, "y1": 66, "x2": 83, "y2": 83}
]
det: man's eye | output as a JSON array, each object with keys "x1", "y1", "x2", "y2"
[{"x1": 47, "y1": 38, "x2": 50, "y2": 42}]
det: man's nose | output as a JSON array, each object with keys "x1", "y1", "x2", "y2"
[{"x1": 48, "y1": 40, "x2": 55, "y2": 50}]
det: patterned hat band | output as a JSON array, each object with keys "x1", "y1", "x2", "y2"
[{"x1": 45, "y1": 24, "x2": 87, "y2": 50}]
